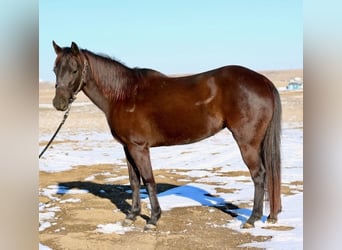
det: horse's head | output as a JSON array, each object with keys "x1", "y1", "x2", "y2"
[{"x1": 52, "y1": 41, "x2": 87, "y2": 111}]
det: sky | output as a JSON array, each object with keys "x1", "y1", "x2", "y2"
[{"x1": 39, "y1": 1, "x2": 302, "y2": 82}]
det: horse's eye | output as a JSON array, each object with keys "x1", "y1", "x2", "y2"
[{"x1": 73, "y1": 70, "x2": 77, "y2": 74}]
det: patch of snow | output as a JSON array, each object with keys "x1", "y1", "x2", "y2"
[
  {"x1": 40, "y1": 185, "x2": 89, "y2": 198},
  {"x1": 186, "y1": 170, "x2": 215, "y2": 178},
  {"x1": 239, "y1": 193, "x2": 303, "y2": 249},
  {"x1": 84, "y1": 175, "x2": 95, "y2": 181},
  {"x1": 39, "y1": 243, "x2": 53, "y2": 250},
  {"x1": 60, "y1": 198, "x2": 81, "y2": 203},
  {"x1": 105, "y1": 176, "x2": 129, "y2": 183},
  {"x1": 39, "y1": 221, "x2": 52, "y2": 232},
  {"x1": 39, "y1": 211, "x2": 55, "y2": 231},
  {"x1": 95, "y1": 222, "x2": 135, "y2": 234},
  {"x1": 39, "y1": 132, "x2": 125, "y2": 172}
]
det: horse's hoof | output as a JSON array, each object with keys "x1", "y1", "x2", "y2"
[
  {"x1": 242, "y1": 222, "x2": 254, "y2": 229},
  {"x1": 122, "y1": 218, "x2": 134, "y2": 227},
  {"x1": 267, "y1": 217, "x2": 277, "y2": 224},
  {"x1": 144, "y1": 223, "x2": 157, "y2": 231}
]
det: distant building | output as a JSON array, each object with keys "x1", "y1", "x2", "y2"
[{"x1": 286, "y1": 77, "x2": 303, "y2": 90}]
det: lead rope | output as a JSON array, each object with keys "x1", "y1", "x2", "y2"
[
  {"x1": 39, "y1": 59, "x2": 88, "y2": 159},
  {"x1": 39, "y1": 105, "x2": 71, "y2": 158}
]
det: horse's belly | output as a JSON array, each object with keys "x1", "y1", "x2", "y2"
[{"x1": 152, "y1": 114, "x2": 224, "y2": 146}]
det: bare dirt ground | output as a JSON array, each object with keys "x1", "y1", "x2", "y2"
[{"x1": 39, "y1": 69, "x2": 303, "y2": 250}]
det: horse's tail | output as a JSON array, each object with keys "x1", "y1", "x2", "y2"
[{"x1": 262, "y1": 84, "x2": 282, "y2": 220}]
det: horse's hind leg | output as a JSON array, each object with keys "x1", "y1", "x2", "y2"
[
  {"x1": 231, "y1": 130, "x2": 266, "y2": 228},
  {"x1": 245, "y1": 156, "x2": 266, "y2": 228}
]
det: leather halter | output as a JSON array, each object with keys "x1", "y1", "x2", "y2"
[{"x1": 71, "y1": 58, "x2": 88, "y2": 101}]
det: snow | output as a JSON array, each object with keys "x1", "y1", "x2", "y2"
[
  {"x1": 39, "y1": 243, "x2": 53, "y2": 250},
  {"x1": 39, "y1": 126, "x2": 303, "y2": 249},
  {"x1": 40, "y1": 185, "x2": 89, "y2": 200},
  {"x1": 39, "y1": 132, "x2": 126, "y2": 172},
  {"x1": 59, "y1": 198, "x2": 81, "y2": 203},
  {"x1": 95, "y1": 222, "x2": 135, "y2": 234}
]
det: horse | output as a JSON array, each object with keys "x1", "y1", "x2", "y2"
[{"x1": 51, "y1": 41, "x2": 282, "y2": 229}]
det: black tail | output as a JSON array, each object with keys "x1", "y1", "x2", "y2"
[{"x1": 262, "y1": 85, "x2": 282, "y2": 220}]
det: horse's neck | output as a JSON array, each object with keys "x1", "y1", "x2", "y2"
[
  {"x1": 82, "y1": 80, "x2": 110, "y2": 116},
  {"x1": 82, "y1": 52, "x2": 137, "y2": 117}
]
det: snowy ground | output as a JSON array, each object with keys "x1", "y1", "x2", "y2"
[{"x1": 39, "y1": 125, "x2": 302, "y2": 249}]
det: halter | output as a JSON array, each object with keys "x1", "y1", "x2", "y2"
[{"x1": 71, "y1": 58, "x2": 88, "y2": 101}]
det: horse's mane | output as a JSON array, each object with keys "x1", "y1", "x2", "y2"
[{"x1": 83, "y1": 49, "x2": 138, "y2": 101}]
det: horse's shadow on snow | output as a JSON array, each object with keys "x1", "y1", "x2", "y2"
[{"x1": 57, "y1": 181, "x2": 266, "y2": 224}]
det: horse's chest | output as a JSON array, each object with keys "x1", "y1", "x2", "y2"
[{"x1": 107, "y1": 108, "x2": 151, "y2": 143}]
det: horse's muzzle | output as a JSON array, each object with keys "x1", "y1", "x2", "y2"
[{"x1": 53, "y1": 96, "x2": 69, "y2": 111}]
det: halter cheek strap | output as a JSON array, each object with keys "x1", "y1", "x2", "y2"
[{"x1": 72, "y1": 59, "x2": 88, "y2": 101}]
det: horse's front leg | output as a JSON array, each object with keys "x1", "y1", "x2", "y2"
[
  {"x1": 124, "y1": 144, "x2": 161, "y2": 229},
  {"x1": 122, "y1": 146, "x2": 141, "y2": 225}
]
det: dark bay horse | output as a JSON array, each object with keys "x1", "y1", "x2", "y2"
[{"x1": 52, "y1": 41, "x2": 281, "y2": 229}]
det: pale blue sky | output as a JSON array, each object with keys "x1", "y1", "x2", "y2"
[{"x1": 39, "y1": 0, "x2": 302, "y2": 81}]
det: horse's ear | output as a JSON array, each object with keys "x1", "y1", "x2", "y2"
[
  {"x1": 71, "y1": 42, "x2": 80, "y2": 55},
  {"x1": 52, "y1": 41, "x2": 62, "y2": 54}
]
